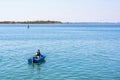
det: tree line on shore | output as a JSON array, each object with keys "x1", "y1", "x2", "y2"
[{"x1": 0, "y1": 20, "x2": 62, "y2": 24}]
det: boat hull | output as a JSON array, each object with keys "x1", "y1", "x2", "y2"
[{"x1": 28, "y1": 55, "x2": 46, "y2": 63}]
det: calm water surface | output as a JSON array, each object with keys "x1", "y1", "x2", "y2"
[{"x1": 0, "y1": 24, "x2": 120, "y2": 80}]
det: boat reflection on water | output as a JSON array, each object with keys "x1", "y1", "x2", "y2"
[{"x1": 28, "y1": 60, "x2": 46, "y2": 70}]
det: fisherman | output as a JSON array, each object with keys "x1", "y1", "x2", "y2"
[{"x1": 36, "y1": 49, "x2": 41, "y2": 58}]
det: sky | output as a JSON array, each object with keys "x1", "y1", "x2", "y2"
[{"x1": 0, "y1": 0, "x2": 120, "y2": 22}]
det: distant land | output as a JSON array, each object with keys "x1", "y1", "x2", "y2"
[
  {"x1": 0, "y1": 20, "x2": 62, "y2": 24},
  {"x1": 0, "y1": 21, "x2": 120, "y2": 24}
]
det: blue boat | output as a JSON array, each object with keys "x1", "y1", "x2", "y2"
[{"x1": 28, "y1": 55, "x2": 46, "y2": 63}]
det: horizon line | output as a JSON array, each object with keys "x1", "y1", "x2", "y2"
[{"x1": 0, "y1": 20, "x2": 120, "y2": 24}]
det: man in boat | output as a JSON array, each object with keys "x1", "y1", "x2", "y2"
[
  {"x1": 33, "y1": 49, "x2": 41, "y2": 59},
  {"x1": 36, "y1": 49, "x2": 41, "y2": 58}
]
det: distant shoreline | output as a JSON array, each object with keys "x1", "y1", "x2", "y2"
[
  {"x1": 0, "y1": 20, "x2": 62, "y2": 24},
  {"x1": 0, "y1": 21, "x2": 120, "y2": 24}
]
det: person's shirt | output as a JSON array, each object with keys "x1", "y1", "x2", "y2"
[{"x1": 36, "y1": 52, "x2": 41, "y2": 56}]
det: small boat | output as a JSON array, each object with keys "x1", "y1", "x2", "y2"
[{"x1": 28, "y1": 55, "x2": 46, "y2": 63}]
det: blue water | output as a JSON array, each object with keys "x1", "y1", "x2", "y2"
[{"x1": 0, "y1": 24, "x2": 120, "y2": 80}]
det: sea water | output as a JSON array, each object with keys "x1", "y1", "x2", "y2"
[{"x1": 0, "y1": 24, "x2": 120, "y2": 80}]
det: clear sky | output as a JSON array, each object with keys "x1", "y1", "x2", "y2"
[{"x1": 0, "y1": 0, "x2": 120, "y2": 22}]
